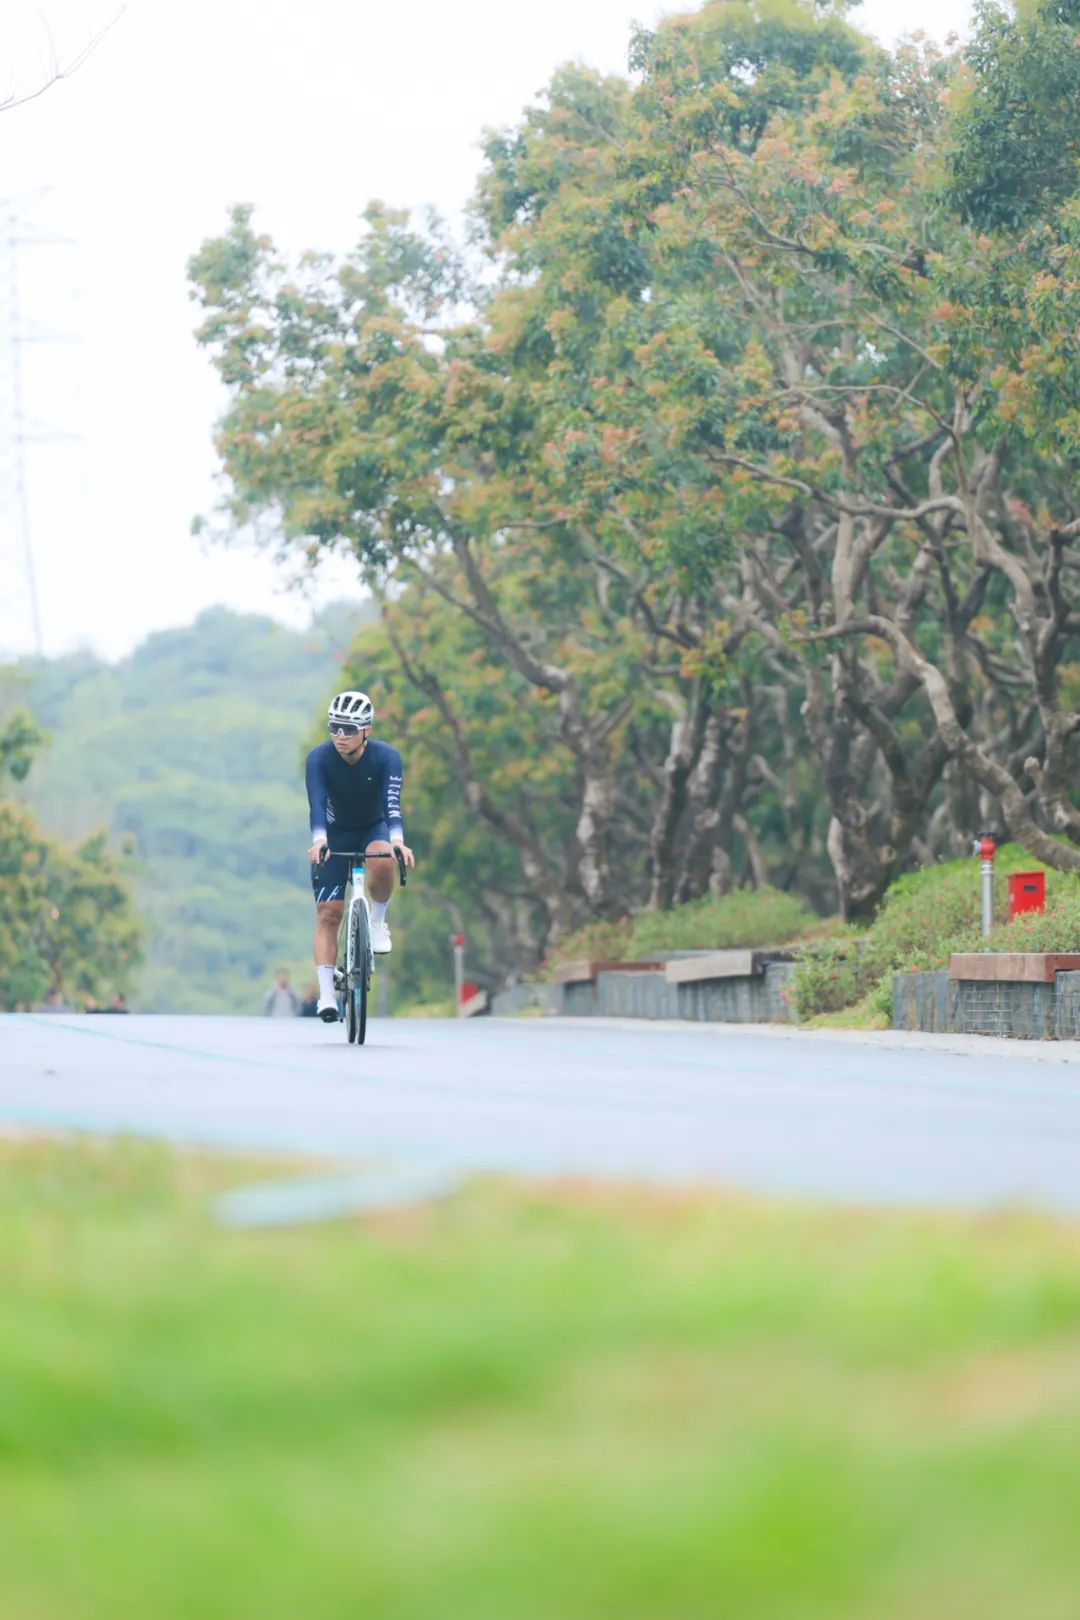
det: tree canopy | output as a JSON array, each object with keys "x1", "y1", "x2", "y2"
[
  {"x1": 188, "y1": 0, "x2": 1080, "y2": 983},
  {"x1": 0, "y1": 703, "x2": 143, "y2": 1010}
]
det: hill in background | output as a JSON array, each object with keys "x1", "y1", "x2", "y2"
[{"x1": 8, "y1": 602, "x2": 373, "y2": 1012}]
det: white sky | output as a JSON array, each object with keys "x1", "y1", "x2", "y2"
[{"x1": 1, "y1": 0, "x2": 973, "y2": 662}]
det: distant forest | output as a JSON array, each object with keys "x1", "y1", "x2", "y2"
[{"x1": 7, "y1": 605, "x2": 387, "y2": 1013}]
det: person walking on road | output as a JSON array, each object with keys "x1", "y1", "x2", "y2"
[
  {"x1": 306, "y1": 689, "x2": 415, "y2": 1022},
  {"x1": 262, "y1": 968, "x2": 299, "y2": 1017}
]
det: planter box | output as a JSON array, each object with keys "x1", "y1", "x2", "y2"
[
  {"x1": 950, "y1": 979, "x2": 1056, "y2": 1038},
  {"x1": 550, "y1": 959, "x2": 665, "y2": 984},
  {"x1": 596, "y1": 971, "x2": 681, "y2": 1020},
  {"x1": 765, "y1": 961, "x2": 798, "y2": 1023},
  {"x1": 892, "y1": 970, "x2": 951, "y2": 1033},
  {"x1": 562, "y1": 980, "x2": 598, "y2": 1016},
  {"x1": 948, "y1": 952, "x2": 1080, "y2": 983},
  {"x1": 895, "y1": 963, "x2": 1080, "y2": 1038},
  {"x1": 664, "y1": 948, "x2": 796, "y2": 985},
  {"x1": 676, "y1": 976, "x2": 772, "y2": 1023},
  {"x1": 1055, "y1": 972, "x2": 1080, "y2": 1039}
]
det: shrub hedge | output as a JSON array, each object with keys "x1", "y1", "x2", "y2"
[
  {"x1": 792, "y1": 847, "x2": 1080, "y2": 1021},
  {"x1": 547, "y1": 886, "x2": 820, "y2": 968}
]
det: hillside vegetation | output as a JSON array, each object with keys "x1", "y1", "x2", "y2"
[{"x1": 6, "y1": 605, "x2": 371, "y2": 1012}]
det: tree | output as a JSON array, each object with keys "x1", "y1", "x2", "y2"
[
  {"x1": 491, "y1": 0, "x2": 1080, "y2": 906},
  {"x1": 1, "y1": 8, "x2": 125, "y2": 113},
  {"x1": 189, "y1": 199, "x2": 689, "y2": 926},
  {"x1": 189, "y1": 0, "x2": 1080, "y2": 964},
  {"x1": 944, "y1": 0, "x2": 1080, "y2": 231},
  {"x1": 0, "y1": 699, "x2": 143, "y2": 1009},
  {"x1": 476, "y1": 2, "x2": 964, "y2": 915},
  {"x1": 0, "y1": 710, "x2": 44, "y2": 780}
]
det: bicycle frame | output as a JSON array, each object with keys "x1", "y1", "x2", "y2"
[
  {"x1": 315, "y1": 846, "x2": 407, "y2": 1007},
  {"x1": 343, "y1": 860, "x2": 372, "y2": 994}
]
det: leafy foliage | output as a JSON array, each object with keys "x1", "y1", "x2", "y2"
[
  {"x1": 0, "y1": 721, "x2": 143, "y2": 1010},
  {"x1": 548, "y1": 885, "x2": 820, "y2": 966},
  {"x1": 188, "y1": 0, "x2": 1080, "y2": 985},
  {"x1": 0, "y1": 710, "x2": 45, "y2": 782},
  {"x1": 792, "y1": 846, "x2": 1080, "y2": 1018},
  {"x1": 944, "y1": 0, "x2": 1080, "y2": 229},
  {"x1": 7, "y1": 605, "x2": 370, "y2": 1012}
]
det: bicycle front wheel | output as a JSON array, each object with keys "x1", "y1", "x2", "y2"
[{"x1": 349, "y1": 901, "x2": 370, "y2": 1046}]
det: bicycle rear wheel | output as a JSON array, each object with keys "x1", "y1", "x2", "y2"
[{"x1": 348, "y1": 901, "x2": 370, "y2": 1046}]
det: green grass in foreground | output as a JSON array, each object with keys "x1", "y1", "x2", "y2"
[{"x1": 2, "y1": 1136, "x2": 1080, "y2": 1619}]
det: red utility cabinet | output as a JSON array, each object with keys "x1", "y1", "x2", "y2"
[{"x1": 1007, "y1": 870, "x2": 1046, "y2": 921}]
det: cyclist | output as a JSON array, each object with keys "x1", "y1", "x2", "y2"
[{"x1": 306, "y1": 690, "x2": 415, "y2": 1023}]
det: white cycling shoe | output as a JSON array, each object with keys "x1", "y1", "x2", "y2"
[
  {"x1": 317, "y1": 994, "x2": 339, "y2": 1023},
  {"x1": 370, "y1": 918, "x2": 392, "y2": 955}
]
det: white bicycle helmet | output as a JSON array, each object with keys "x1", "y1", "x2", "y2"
[{"x1": 327, "y1": 689, "x2": 374, "y2": 727}]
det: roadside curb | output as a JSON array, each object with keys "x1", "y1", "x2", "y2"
[{"x1": 486, "y1": 1016, "x2": 1080, "y2": 1067}]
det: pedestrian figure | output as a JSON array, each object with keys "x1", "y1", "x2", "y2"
[{"x1": 262, "y1": 968, "x2": 299, "y2": 1017}]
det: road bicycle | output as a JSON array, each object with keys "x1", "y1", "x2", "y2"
[{"x1": 316, "y1": 847, "x2": 407, "y2": 1045}]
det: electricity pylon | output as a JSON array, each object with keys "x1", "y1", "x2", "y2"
[{"x1": 0, "y1": 189, "x2": 77, "y2": 659}]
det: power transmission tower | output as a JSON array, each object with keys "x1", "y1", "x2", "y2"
[{"x1": 0, "y1": 190, "x2": 77, "y2": 659}]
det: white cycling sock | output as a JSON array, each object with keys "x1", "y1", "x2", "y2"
[
  {"x1": 316, "y1": 964, "x2": 336, "y2": 1000},
  {"x1": 370, "y1": 900, "x2": 389, "y2": 927}
]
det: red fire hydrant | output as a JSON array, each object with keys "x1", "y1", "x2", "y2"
[{"x1": 974, "y1": 834, "x2": 996, "y2": 938}]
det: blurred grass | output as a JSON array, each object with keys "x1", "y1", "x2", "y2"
[{"x1": 2, "y1": 1135, "x2": 1080, "y2": 1618}]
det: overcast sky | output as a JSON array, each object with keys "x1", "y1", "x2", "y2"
[{"x1": 1, "y1": 0, "x2": 973, "y2": 663}]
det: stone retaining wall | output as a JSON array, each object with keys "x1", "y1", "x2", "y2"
[
  {"x1": 494, "y1": 955, "x2": 1080, "y2": 1039},
  {"x1": 765, "y1": 962, "x2": 798, "y2": 1024},
  {"x1": 595, "y1": 971, "x2": 681, "y2": 1020},
  {"x1": 1055, "y1": 972, "x2": 1080, "y2": 1039},
  {"x1": 488, "y1": 982, "x2": 550, "y2": 1017},
  {"x1": 950, "y1": 979, "x2": 1056, "y2": 1039},
  {"x1": 491, "y1": 953, "x2": 799, "y2": 1024},
  {"x1": 893, "y1": 957, "x2": 1080, "y2": 1039},
  {"x1": 891, "y1": 970, "x2": 951, "y2": 1033}
]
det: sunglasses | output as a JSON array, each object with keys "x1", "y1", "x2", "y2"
[{"x1": 328, "y1": 721, "x2": 364, "y2": 738}]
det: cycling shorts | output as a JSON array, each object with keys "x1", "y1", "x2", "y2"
[{"x1": 311, "y1": 821, "x2": 391, "y2": 903}]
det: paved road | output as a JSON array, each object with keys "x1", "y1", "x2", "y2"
[{"x1": 3, "y1": 1013, "x2": 1080, "y2": 1211}]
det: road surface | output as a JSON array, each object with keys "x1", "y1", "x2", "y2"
[{"x1": 3, "y1": 1013, "x2": 1080, "y2": 1211}]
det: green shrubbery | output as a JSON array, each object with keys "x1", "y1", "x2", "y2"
[
  {"x1": 547, "y1": 886, "x2": 821, "y2": 968},
  {"x1": 8, "y1": 606, "x2": 371, "y2": 1012},
  {"x1": 545, "y1": 851, "x2": 1080, "y2": 1028},
  {"x1": 983, "y1": 893, "x2": 1080, "y2": 953},
  {"x1": 792, "y1": 847, "x2": 1080, "y2": 1022}
]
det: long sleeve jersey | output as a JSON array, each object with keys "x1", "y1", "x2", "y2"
[{"x1": 305, "y1": 739, "x2": 404, "y2": 844}]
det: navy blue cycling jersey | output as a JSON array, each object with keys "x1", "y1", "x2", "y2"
[{"x1": 305, "y1": 739, "x2": 404, "y2": 846}]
